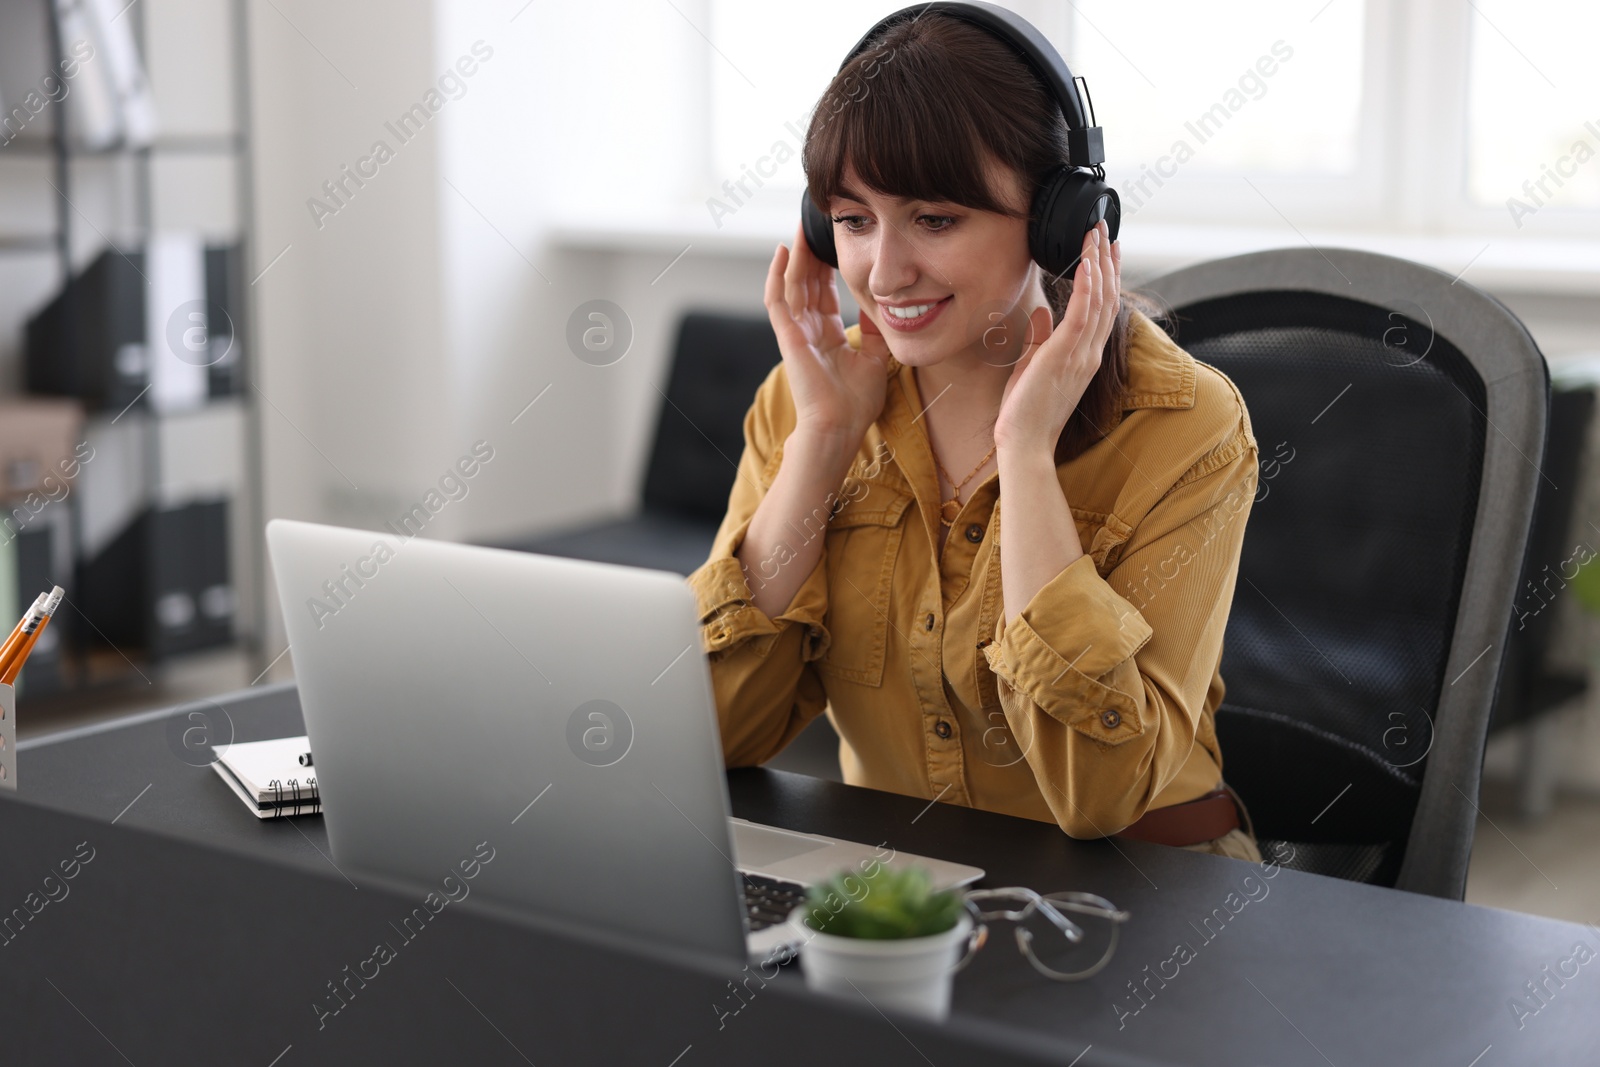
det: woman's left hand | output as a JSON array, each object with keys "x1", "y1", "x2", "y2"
[{"x1": 994, "y1": 219, "x2": 1121, "y2": 453}]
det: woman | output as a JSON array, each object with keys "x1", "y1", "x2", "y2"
[{"x1": 687, "y1": 12, "x2": 1262, "y2": 861}]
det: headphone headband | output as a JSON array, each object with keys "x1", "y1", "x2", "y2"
[
  {"x1": 836, "y1": 1, "x2": 1104, "y2": 169},
  {"x1": 800, "y1": 0, "x2": 1119, "y2": 276}
]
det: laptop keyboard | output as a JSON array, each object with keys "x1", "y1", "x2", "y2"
[{"x1": 742, "y1": 873, "x2": 808, "y2": 931}]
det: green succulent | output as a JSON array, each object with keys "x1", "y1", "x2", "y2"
[{"x1": 800, "y1": 863, "x2": 965, "y2": 940}]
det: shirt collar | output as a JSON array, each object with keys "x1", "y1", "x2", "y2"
[
  {"x1": 856, "y1": 307, "x2": 1196, "y2": 557},
  {"x1": 1100, "y1": 306, "x2": 1198, "y2": 432}
]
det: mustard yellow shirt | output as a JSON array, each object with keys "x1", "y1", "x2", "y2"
[{"x1": 686, "y1": 307, "x2": 1259, "y2": 837}]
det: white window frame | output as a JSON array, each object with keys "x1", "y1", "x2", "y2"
[
  {"x1": 694, "y1": 0, "x2": 1599, "y2": 240},
  {"x1": 1058, "y1": 0, "x2": 1397, "y2": 231},
  {"x1": 530, "y1": 0, "x2": 1600, "y2": 294}
]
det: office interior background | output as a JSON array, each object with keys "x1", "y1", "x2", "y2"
[{"x1": 2, "y1": 0, "x2": 1598, "y2": 924}]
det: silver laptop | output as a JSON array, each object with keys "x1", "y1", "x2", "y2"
[{"x1": 266, "y1": 518, "x2": 983, "y2": 966}]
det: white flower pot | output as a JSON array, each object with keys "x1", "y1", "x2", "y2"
[{"x1": 790, "y1": 906, "x2": 973, "y2": 1022}]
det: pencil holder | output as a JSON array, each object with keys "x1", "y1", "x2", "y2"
[{"x1": 0, "y1": 682, "x2": 14, "y2": 790}]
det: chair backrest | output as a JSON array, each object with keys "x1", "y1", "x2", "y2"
[
  {"x1": 1144, "y1": 248, "x2": 1547, "y2": 899},
  {"x1": 641, "y1": 311, "x2": 783, "y2": 522}
]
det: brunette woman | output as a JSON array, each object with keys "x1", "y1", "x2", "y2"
[{"x1": 688, "y1": 10, "x2": 1262, "y2": 861}]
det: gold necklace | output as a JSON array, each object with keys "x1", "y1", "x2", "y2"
[{"x1": 931, "y1": 441, "x2": 997, "y2": 527}]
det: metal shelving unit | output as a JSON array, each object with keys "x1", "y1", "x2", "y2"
[{"x1": 0, "y1": 0, "x2": 266, "y2": 693}]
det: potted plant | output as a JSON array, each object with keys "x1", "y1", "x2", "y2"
[{"x1": 788, "y1": 863, "x2": 976, "y2": 1021}]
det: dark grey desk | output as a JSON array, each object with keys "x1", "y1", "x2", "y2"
[{"x1": 8, "y1": 682, "x2": 1598, "y2": 1065}]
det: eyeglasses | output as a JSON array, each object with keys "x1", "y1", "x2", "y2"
[{"x1": 950, "y1": 887, "x2": 1131, "y2": 981}]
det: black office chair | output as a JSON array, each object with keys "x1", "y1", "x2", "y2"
[
  {"x1": 495, "y1": 310, "x2": 781, "y2": 575},
  {"x1": 1144, "y1": 248, "x2": 1548, "y2": 900}
]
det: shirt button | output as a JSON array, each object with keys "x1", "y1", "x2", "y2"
[
  {"x1": 934, "y1": 720, "x2": 952, "y2": 739},
  {"x1": 924, "y1": 613, "x2": 936, "y2": 631},
  {"x1": 1100, "y1": 709, "x2": 1122, "y2": 729},
  {"x1": 965, "y1": 523, "x2": 984, "y2": 544}
]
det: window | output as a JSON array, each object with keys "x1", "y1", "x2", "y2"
[
  {"x1": 706, "y1": 0, "x2": 882, "y2": 200},
  {"x1": 1069, "y1": 1, "x2": 1364, "y2": 174},
  {"x1": 698, "y1": 0, "x2": 1600, "y2": 240},
  {"x1": 705, "y1": 0, "x2": 1040, "y2": 210},
  {"x1": 1466, "y1": 0, "x2": 1600, "y2": 220}
]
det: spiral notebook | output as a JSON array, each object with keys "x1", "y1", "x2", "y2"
[{"x1": 211, "y1": 735, "x2": 321, "y2": 818}]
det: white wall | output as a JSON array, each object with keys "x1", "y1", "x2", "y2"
[
  {"x1": 246, "y1": 0, "x2": 450, "y2": 663},
  {"x1": 246, "y1": 0, "x2": 713, "y2": 661},
  {"x1": 430, "y1": 0, "x2": 707, "y2": 543}
]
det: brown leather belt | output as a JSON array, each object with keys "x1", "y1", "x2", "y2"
[{"x1": 1115, "y1": 784, "x2": 1243, "y2": 847}]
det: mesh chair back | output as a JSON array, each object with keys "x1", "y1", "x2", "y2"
[
  {"x1": 1176, "y1": 291, "x2": 1484, "y2": 885},
  {"x1": 1146, "y1": 250, "x2": 1547, "y2": 898}
]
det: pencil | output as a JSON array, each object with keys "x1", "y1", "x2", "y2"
[
  {"x1": 0, "y1": 586, "x2": 64, "y2": 687},
  {"x1": 0, "y1": 593, "x2": 47, "y2": 680}
]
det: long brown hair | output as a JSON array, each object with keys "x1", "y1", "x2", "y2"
[{"x1": 803, "y1": 12, "x2": 1169, "y2": 464}]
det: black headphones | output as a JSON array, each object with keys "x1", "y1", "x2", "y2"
[{"x1": 799, "y1": 1, "x2": 1119, "y2": 281}]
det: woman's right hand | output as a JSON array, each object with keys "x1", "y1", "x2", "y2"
[{"x1": 764, "y1": 220, "x2": 891, "y2": 450}]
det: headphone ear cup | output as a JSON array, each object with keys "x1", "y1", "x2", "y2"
[
  {"x1": 1029, "y1": 166, "x2": 1121, "y2": 279},
  {"x1": 800, "y1": 190, "x2": 838, "y2": 268}
]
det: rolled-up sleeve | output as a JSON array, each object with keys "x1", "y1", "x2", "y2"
[
  {"x1": 684, "y1": 363, "x2": 832, "y2": 767},
  {"x1": 982, "y1": 428, "x2": 1258, "y2": 838}
]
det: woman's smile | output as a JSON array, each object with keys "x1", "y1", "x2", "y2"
[{"x1": 877, "y1": 294, "x2": 954, "y2": 332}]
